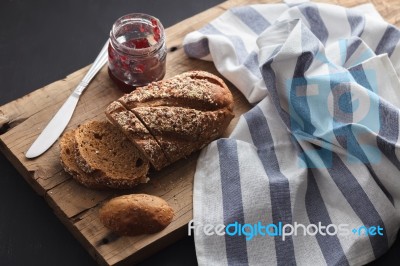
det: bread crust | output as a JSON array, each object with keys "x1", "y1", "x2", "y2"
[
  {"x1": 99, "y1": 194, "x2": 174, "y2": 236},
  {"x1": 119, "y1": 70, "x2": 234, "y2": 111}
]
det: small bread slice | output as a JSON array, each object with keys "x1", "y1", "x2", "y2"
[
  {"x1": 59, "y1": 130, "x2": 107, "y2": 189},
  {"x1": 74, "y1": 120, "x2": 149, "y2": 189}
]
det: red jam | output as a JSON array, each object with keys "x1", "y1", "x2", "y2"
[{"x1": 108, "y1": 14, "x2": 167, "y2": 93}]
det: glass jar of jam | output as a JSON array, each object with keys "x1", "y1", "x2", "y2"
[{"x1": 108, "y1": 13, "x2": 167, "y2": 92}]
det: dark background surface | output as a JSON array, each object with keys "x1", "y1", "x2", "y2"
[{"x1": 0, "y1": 0, "x2": 399, "y2": 265}]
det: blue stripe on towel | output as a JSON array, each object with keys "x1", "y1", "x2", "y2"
[
  {"x1": 375, "y1": 25, "x2": 400, "y2": 57},
  {"x1": 260, "y1": 59, "x2": 291, "y2": 126},
  {"x1": 298, "y1": 4, "x2": 329, "y2": 45},
  {"x1": 183, "y1": 37, "x2": 210, "y2": 59},
  {"x1": 345, "y1": 38, "x2": 362, "y2": 63},
  {"x1": 291, "y1": 49, "x2": 318, "y2": 134},
  {"x1": 289, "y1": 22, "x2": 322, "y2": 135},
  {"x1": 377, "y1": 101, "x2": 400, "y2": 170},
  {"x1": 231, "y1": 6, "x2": 271, "y2": 35},
  {"x1": 327, "y1": 154, "x2": 389, "y2": 258},
  {"x1": 346, "y1": 10, "x2": 365, "y2": 37},
  {"x1": 348, "y1": 64, "x2": 373, "y2": 91},
  {"x1": 244, "y1": 106, "x2": 296, "y2": 266},
  {"x1": 243, "y1": 51, "x2": 262, "y2": 79},
  {"x1": 199, "y1": 23, "x2": 263, "y2": 78},
  {"x1": 199, "y1": 24, "x2": 248, "y2": 65},
  {"x1": 305, "y1": 169, "x2": 350, "y2": 266},
  {"x1": 217, "y1": 139, "x2": 249, "y2": 266}
]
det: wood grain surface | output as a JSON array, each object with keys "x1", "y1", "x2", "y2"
[{"x1": 0, "y1": 0, "x2": 399, "y2": 265}]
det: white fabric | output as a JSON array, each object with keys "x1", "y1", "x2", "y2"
[{"x1": 184, "y1": 2, "x2": 400, "y2": 266}]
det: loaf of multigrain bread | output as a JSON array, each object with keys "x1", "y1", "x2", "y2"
[
  {"x1": 106, "y1": 70, "x2": 234, "y2": 169},
  {"x1": 60, "y1": 71, "x2": 234, "y2": 189}
]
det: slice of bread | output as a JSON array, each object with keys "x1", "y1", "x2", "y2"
[
  {"x1": 74, "y1": 120, "x2": 150, "y2": 189},
  {"x1": 59, "y1": 130, "x2": 108, "y2": 189},
  {"x1": 105, "y1": 101, "x2": 170, "y2": 170}
]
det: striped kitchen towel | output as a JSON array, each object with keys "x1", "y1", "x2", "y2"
[{"x1": 184, "y1": 1, "x2": 400, "y2": 266}]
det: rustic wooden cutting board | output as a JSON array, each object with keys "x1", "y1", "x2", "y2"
[{"x1": 0, "y1": 0, "x2": 398, "y2": 265}]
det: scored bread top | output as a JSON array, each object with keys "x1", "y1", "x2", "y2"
[
  {"x1": 132, "y1": 106, "x2": 234, "y2": 164},
  {"x1": 74, "y1": 120, "x2": 150, "y2": 189},
  {"x1": 106, "y1": 70, "x2": 235, "y2": 169},
  {"x1": 119, "y1": 71, "x2": 234, "y2": 111},
  {"x1": 132, "y1": 106, "x2": 234, "y2": 141}
]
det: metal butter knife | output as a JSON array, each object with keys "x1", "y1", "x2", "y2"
[{"x1": 25, "y1": 40, "x2": 109, "y2": 159}]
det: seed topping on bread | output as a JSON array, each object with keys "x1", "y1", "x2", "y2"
[{"x1": 107, "y1": 70, "x2": 234, "y2": 167}]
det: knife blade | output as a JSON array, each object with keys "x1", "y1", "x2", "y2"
[{"x1": 25, "y1": 40, "x2": 109, "y2": 159}]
